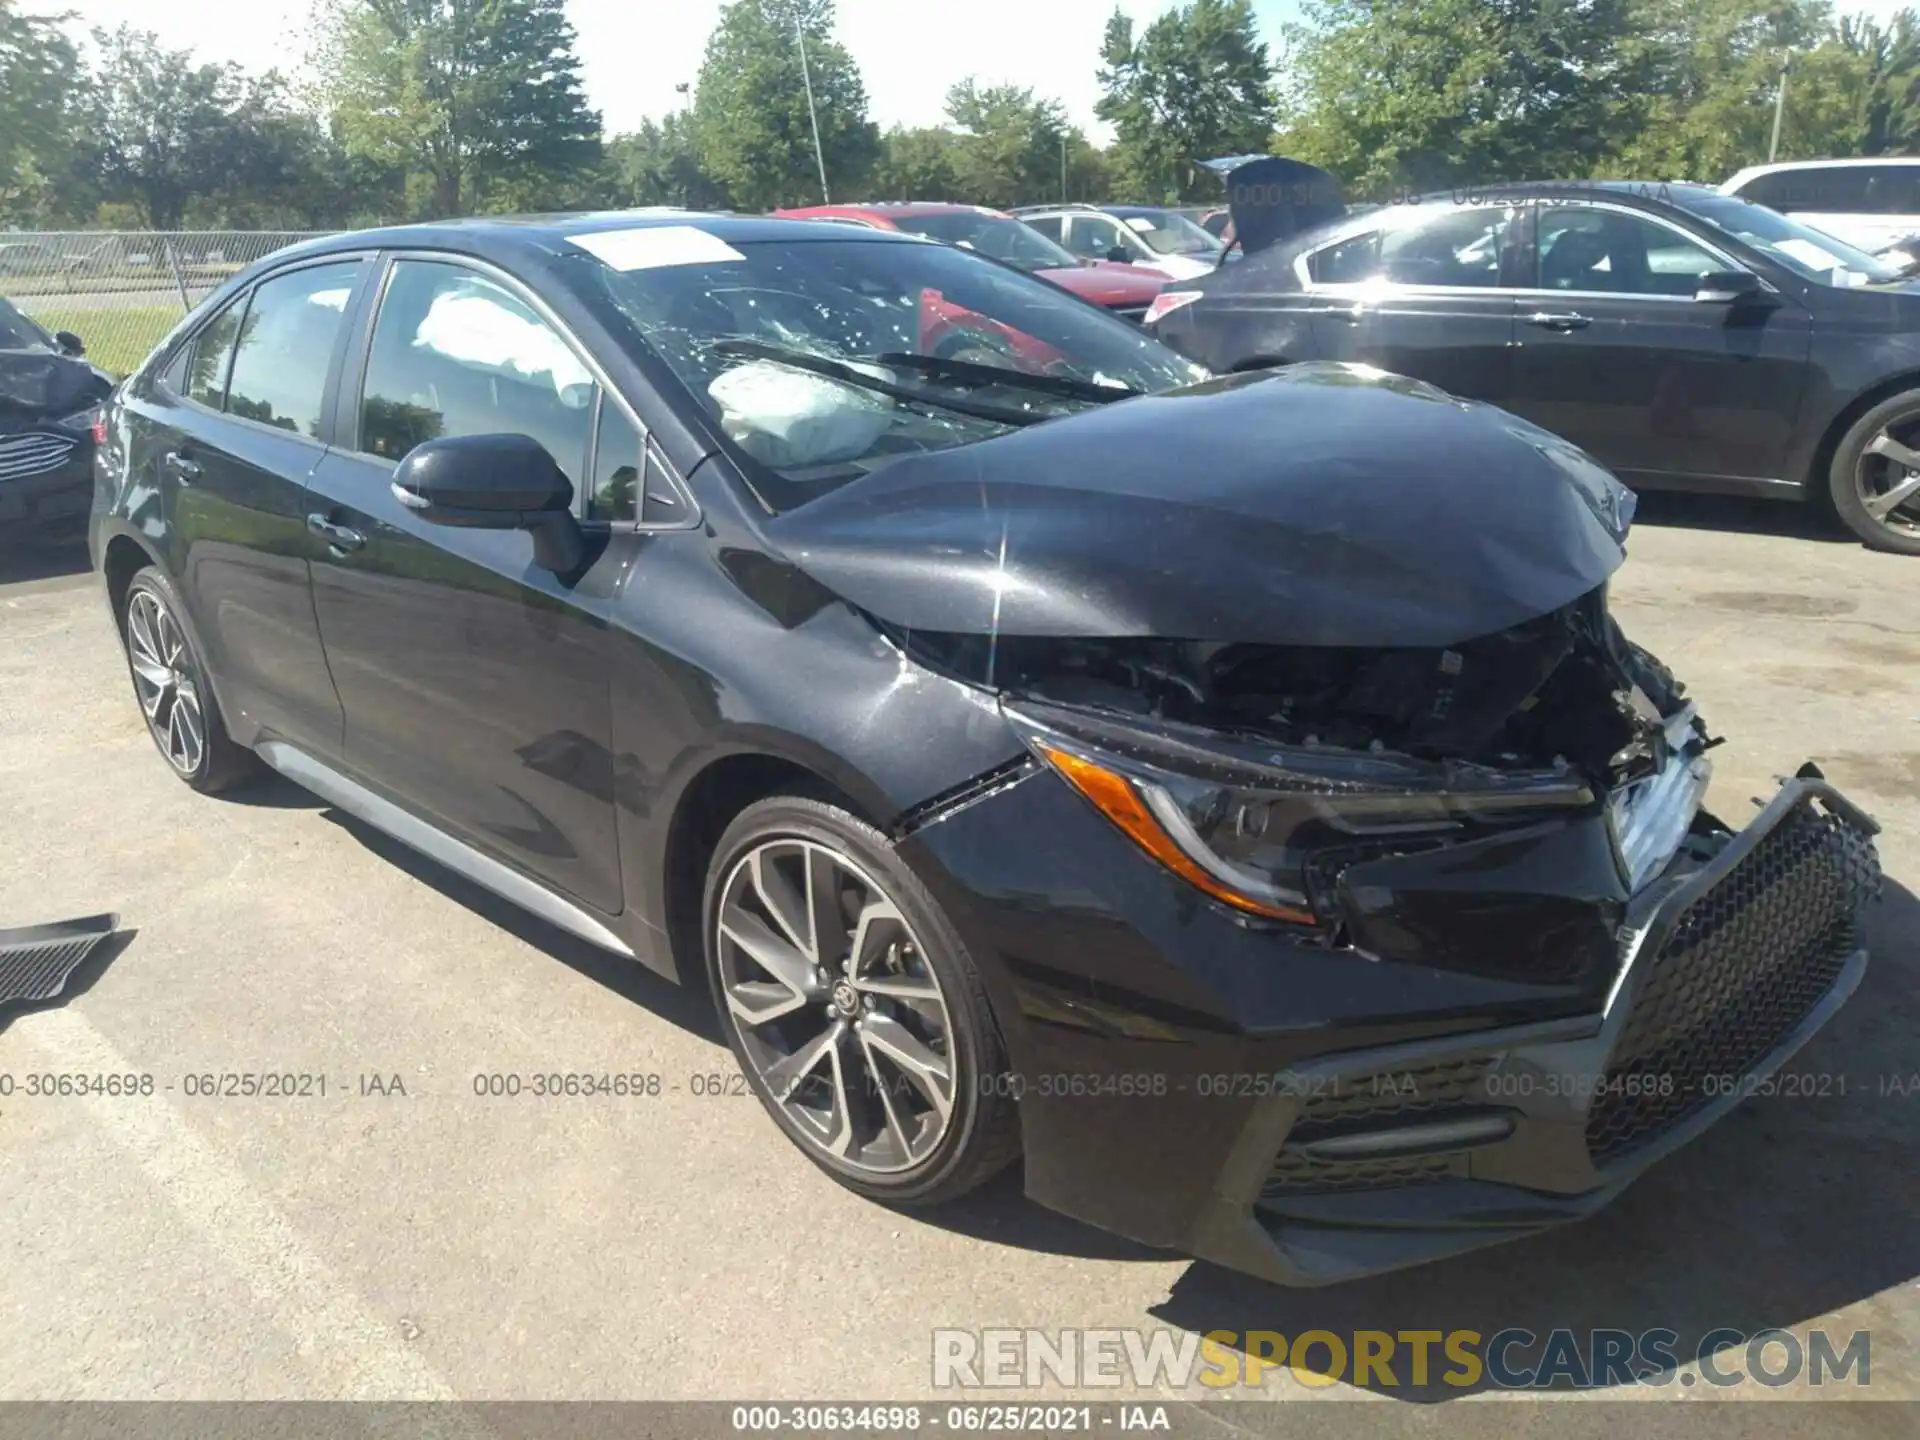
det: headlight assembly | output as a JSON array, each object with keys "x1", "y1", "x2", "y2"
[{"x1": 1006, "y1": 700, "x2": 1596, "y2": 926}]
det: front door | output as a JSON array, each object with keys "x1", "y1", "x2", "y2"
[
  {"x1": 303, "y1": 256, "x2": 626, "y2": 914},
  {"x1": 1300, "y1": 203, "x2": 1521, "y2": 403},
  {"x1": 1502, "y1": 202, "x2": 1814, "y2": 486}
]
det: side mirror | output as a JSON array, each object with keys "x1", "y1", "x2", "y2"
[
  {"x1": 54, "y1": 330, "x2": 84, "y2": 357},
  {"x1": 391, "y1": 433, "x2": 587, "y2": 574},
  {"x1": 1105, "y1": 245, "x2": 1132, "y2": 265},
  {"x1": 1694, "y1": 270, "x2": 1764, "y2": 304}
]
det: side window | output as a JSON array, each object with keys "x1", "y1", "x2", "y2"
[
  {"x1": 588, "y1": 401, "x2": 641, "y2": 522},
  {"x1": 357, "y1": 260, "x2": 595, "y2": 486},
  {"x1": 1066, "y1": 216, "x2": 1121, "y2": 260},
  {"x1": 1307, "y1": 230, "x2": 1382, "y2": 284},
  {"x1": 178, "y1": 301, "x2": 244, "y2": 408},
  {"x1": 1537, "y1": 208, "x2": 1724, "y2": 296},
  {"x1": 224, "y1": 262, "x2": 360, "y2": 436},
  {"x1": 1377, "y1": 207, "x2": 1512, "y2": 287},
  {"x1": 1773, "y1": 167, "x2": 1869, "y2": 213},
  {"x1": 1023, "y1": 215, "x2": 1064, "y2": 243},
  {"x1": 589, "y1": 400, "x2": 685, "y2": 526},
  {"x1": 1862, "y1": 166, "x2": 1920, "y2": 215}
]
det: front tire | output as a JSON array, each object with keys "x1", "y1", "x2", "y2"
[
  {"x1": 120, "y1": 567, "x2": 260, "y2": 793},
  {"x1": 702, "y1": 794, "x2": 1020, "y2": 1205},
  {"x1": 1828, "y1": 391, "x2": 1920, "y2": 554}
]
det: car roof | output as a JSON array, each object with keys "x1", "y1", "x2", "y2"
[
  {"x1": 266, "y1": 208, "x2": 914, "y2": 269},
  {"x1": 786, "y1": 202, "x2": 1003, "y2": 219},
  {"x1": 1728, "y1": 157, "x2": 1920, "y2": 183}
]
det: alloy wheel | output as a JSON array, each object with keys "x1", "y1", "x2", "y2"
[
  {"x1": 1857, "y1": 420, "x2": 1920, "y2": 541},
  {"x1": 125, "y1": 588, "x2": 206, "y2": 776},
  {"x1": 714, "y1": 838, "x2": 957, "y2": 1176}
]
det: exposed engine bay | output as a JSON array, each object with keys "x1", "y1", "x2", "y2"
[{"x1": 890, "y1": 586, "x2": 1706, "y2": 792}]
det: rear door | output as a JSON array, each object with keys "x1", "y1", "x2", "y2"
[
  {"x1": 141, "y1": 256, "x2": 367, "y2": 757},
  {"x1": 1502, "y1": 201, "x2": 1814, "y2": 486},
  {"x1": 302, "y1": 254, "x2": 629, "y2": 914},
  {"x1": 1297, "y1": 203, "x2": 1521, "y2": 402}
]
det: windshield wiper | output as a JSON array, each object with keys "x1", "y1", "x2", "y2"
[
  {"x1": 708, "y1": 339, "x2": 1043, "y2": 428},
  {"x1": 872, "y1": 352, "x2": 1139, "y2": 403}
]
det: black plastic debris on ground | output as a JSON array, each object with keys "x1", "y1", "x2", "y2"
[{"x1": 0, "y1": 913, "x2": 118, "y2": 1006}]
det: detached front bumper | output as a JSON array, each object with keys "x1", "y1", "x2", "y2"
[{"x1": 903, "y1": 769, "x2": 1881, "y2": 1286}]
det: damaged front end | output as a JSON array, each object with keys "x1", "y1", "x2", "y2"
[{"x1": 887, "y1": 583, "x2": 1722, "y2": 991}]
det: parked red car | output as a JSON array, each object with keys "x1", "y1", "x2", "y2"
[{"x1": 774, "y1": 203, "x2": 1168, "y2": 321}]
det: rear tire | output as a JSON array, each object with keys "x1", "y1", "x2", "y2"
[
  {"x1": 702, "y1": 793, "x2": 1020, "y2": 1206},
  {"x1": 1827, "y1": 391, "x2": 1920, "y2": 554},
  {"x1": 119, "y1": 567, "x2": 262, "y2": 793}
]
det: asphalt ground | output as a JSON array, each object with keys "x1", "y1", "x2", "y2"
[{"x1": 0, "y1": 494, "x2": 1915, "y2": 1420}]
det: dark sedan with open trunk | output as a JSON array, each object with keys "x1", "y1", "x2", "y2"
[
  {"x1": 1147, "y1": 179, "x2": 1920, "y2": 553},
  {"x1": 91, "y1": 211, "x2": 1880, "y2": 1285}
]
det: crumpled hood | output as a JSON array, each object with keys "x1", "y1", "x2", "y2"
[
  {"x1": 767, "y1": 363, "x2": 1636, "y2": 649},
  {"x1": 0, "y1": 347, "x2": 111, "y2": 423}
]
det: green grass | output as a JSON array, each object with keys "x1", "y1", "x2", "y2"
[{"x1": 18, "y1": 304, "x2": 181, "y2": 379}]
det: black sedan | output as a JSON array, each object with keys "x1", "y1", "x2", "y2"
[
  {"x1": 1147, "y1": 180, "x2": 1920, "y2": 553},
  {"x1": 1, "y1": 297, "x2": 111, "y2": 541},
  {"x1": 91, "y1": 212, "x2": 1880, "y2": 1285}
]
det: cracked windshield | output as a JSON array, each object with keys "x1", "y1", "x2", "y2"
[{"x1": 578, "y1": 231, "x2": 1203, "y2": 508}]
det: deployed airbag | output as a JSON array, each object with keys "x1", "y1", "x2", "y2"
[{"x1": 710, "y1": 359, "x2": 892, "y2": 469}]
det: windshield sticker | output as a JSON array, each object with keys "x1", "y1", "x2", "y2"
[
  {"x1": 1124, "y1": 217, "x2": 1157, "y2": 233},
  {"x1": 569, "y1": 226, "x2": 745, "y2": 272}
]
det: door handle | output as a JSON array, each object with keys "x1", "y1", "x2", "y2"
[
  {"x1": 305, "y1": 513, "x2": 366, "y2": 554},
  {"x1": 1309, "y1": 302, "x2": 1365, "y2": 323},
  {"x1": 1526, "y1": 311, "x2": 1592, "y2": 331},
  {"x1": 163, "y1": 450, "x2": 201, "y2": 482}
]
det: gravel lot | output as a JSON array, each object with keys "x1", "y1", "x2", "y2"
[{"x1": 1, "y1": 498, "x2": 1916, "y2": 1418}]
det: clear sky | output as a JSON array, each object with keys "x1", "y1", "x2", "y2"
[{"x1": 58, "y1": 0, "x2": 1918, "y2": 141}]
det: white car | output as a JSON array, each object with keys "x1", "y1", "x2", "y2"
[
  {"x1": 1011, "y1": 204, "x2": 1220, "y2": 281},
  {"x1": 1722, "y1": 158, "x2": 1920, "y2": 257}
]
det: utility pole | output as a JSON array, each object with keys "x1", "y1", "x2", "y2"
[
  {"x1": 1060, "y1": 132, "x2": 1068, "y2": 202},
  {"x1": 1770, "y1": 55, "x2": 1792, "y2": 164},
  {"x1": 796, "y1": 18, "x2": 830, "y2": 203}
]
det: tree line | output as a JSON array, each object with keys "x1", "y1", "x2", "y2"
[{"x1": 2, "y1": 0, "x2": 1918, "y2": 234}]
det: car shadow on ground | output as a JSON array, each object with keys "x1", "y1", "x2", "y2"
[
  {"x1": 1629, "y1": 490, "x2": 1853, "y2": 544},
  {"x1": 0, "y1": 530, "x2": 91, "y2": 586},
  {"x1": 1145, "y1": 878, "x2": 1920, "y2": 1398},
  {"x1": 316, "y1": 808, "x2": 724, "y2": 1043}
]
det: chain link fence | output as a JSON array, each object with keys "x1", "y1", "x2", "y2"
[{"x1": 2, "y1": 232, "x2": 333, "y2": 377}]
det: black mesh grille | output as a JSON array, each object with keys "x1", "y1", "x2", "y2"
[
  {"x1": 1264, "y1": 1149, "x2": 1467, "y2": 1196},
  {"x1": 1586, "y1": 800, "x2": 1880, "y2": 1163},
  {"x1": 1264, "y1": 1056, "x2": 1494, "y2": 1195}
]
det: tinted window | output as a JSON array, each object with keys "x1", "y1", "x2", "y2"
[
  {"x1": 224, "y1": 262, "x2": 359, "y2": 435},
  {"x1": 1022, "y1": 215, "x2": 1065, "y2": 242},
  {"x1": 180, "y1": 301, "x2": 244, "y2": 408},
  {"x1": 589, "y1": 400, "x2": 641, "y2": 522},
  {"x1": 0, "y1": 297, "x2": 52, "y2": 350},
  {"x1": 358, "y1": 260, "x2": 595, "y2": 484},
  {"x1": 1741, "y1": 167, "x2": 1871, "y2": 213},
  {"x1": 1308, "y1": 230, "x2": 1381, "y2": 283},
  {"x1": 1862, "y1": 165, "x2": 1920, "y2": 215},
  {"x1": 1536, "y1": 208, "x2": 1723, "y2": 296}
]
